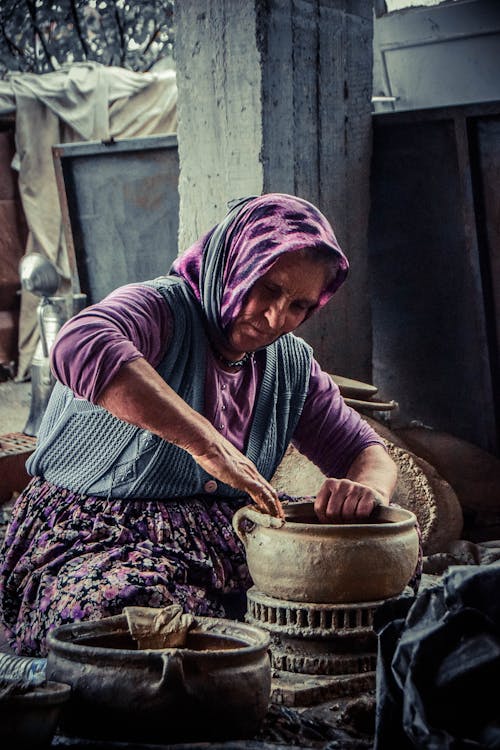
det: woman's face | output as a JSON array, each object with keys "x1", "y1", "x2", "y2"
[{"x1": 226, "y1": 253, "x2": 329, "y2": 357}]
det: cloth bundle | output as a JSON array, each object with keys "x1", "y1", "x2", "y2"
[
  {"x1": 374, "y1": 562, "x2": 500, "y2": 749},
  {"x1": 124, "y1": 604, "x2": 197, "y2": 649}
]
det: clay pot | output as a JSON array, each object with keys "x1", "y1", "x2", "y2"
[
  {"x1": 46, "y1": 614, "x2": 271, "y2": 744},
  {"x1": 233, "y1": 502, "x2": 419, "y2": 604},
  {"x1": 0, "y1": 681, "x2": 71, "y2": 749}
]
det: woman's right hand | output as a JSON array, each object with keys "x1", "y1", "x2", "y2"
[
  {"x1": 186, "y1": 430, "x2": 284, "y2": 519},
  {"x1": 98, "y1": 358, "x2": 284, "y2": 519}
]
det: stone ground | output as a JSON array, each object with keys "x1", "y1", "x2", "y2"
[{"x1": 50, "y1": 698, "x2": 377, "y2": 749}]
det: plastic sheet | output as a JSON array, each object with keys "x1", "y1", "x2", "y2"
[{"x1": 374, "y1": 563, "x2": 500, "y2": 749}]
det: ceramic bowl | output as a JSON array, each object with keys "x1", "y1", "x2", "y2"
[
  {"x1": 0, "y1": 680, "x2": 71, "y2": 749},
  {"x1": 46, "y1": 614, "x2": 271, "y2": 744}
]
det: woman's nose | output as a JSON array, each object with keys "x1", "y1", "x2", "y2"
[{"x1": 264, "y1": 301, "x2": 287, "y2": 330}]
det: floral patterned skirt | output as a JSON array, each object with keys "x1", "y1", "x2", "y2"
[
  {"x1": 0, "y1": 479, "x2": 423, "y2": 658},
  {"x1": 0, "y1": 477, "x2": 252, "y2": 656}
]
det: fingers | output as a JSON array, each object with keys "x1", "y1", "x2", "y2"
[
  {"x1": 220, "y1": 448, "x2": 283, "y2": 518},
  {"x1": 314, "y1": 479, "x2": 380, "y2": 523},
  {"x1": 219, "y1": 445, "x2": 284, "y2": 518},
  {"x1": 190, "y1": 430, "x2": 284, "y2": 518},
  {"x1": 247, "y1": 479, "x2": 284, "y2": 519},
  {"x1": 193, "y1": 440, "x2": 283, "y2": 517}
]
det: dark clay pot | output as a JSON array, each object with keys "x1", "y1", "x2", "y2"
[
  {"x1": 0, "y1": 681, "x2": 71, "y2": 749},
  {"x1": 46, "y1": 614, "x2": 271, "y2": 744}
]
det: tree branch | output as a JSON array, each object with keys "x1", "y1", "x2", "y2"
[
  {"x1": 114, "y1": 5, "x2": 126, "y2": 67},
  {"x1": 69, "y1": 0, "x2": 89, "y2": 59},
  {"x1": 26, "y1": 0, "x2": 56, "y2": 72}
]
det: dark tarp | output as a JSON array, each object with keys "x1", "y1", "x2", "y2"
[{"x1": 374, "y1": 563, "x2": 500, "y2": 749}]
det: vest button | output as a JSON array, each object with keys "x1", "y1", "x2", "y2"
[{"x1": 204, "y1": 479, "x2": 218, "y2": 493}]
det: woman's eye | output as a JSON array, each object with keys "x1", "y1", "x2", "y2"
[{"x1": 265, "y1": 284, "x2": 280, "y2": 296}]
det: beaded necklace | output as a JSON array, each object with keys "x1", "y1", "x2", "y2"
[{"x1": 213, "y1": 349, "x2": 253, "y2": 369}]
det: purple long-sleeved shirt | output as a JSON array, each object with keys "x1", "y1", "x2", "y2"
[{"x1": 51, "y1": 284, "x2": 383, "y2": 478}]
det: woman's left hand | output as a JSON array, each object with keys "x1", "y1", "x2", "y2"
[
  {"x1": 314, "y1": 478, "x2": 384, "y2": 523},
  {"x1": 314, "y1": 444, "x2": 397, "y2": 523}
]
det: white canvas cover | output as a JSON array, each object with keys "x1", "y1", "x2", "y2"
[{"x1": 0, "y1": 61, "x2": 177, "y2": 380}]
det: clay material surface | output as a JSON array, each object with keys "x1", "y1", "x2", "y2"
[
  {"x1": 0, "y1": 681, "x2": 71, "y2": 749},
  {"x1": 385, "y1": 442, "x2": 463, "y2": 554},
  {"x1": 272, "y1": 421, "x2": 464, "y2": 555},
  {"x1": 233, "y1": 503, "x2": 419, "y2": 604},
  {"x1": 394, "y1": 426, "x2": 500, "y2": 540}
]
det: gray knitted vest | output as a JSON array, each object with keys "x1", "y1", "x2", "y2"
[{"x1": 27, "y1": 276, "x2": 313, "y2": 499}]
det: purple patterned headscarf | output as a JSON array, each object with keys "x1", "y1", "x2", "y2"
[{"x1": 170, "y1": 193, "x2": 348, "y2": 348}]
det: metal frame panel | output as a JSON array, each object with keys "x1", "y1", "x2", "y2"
[
  {"x1": 369, "y1": 101, "x2": 500, "y2": 453},
  {"x1": 52, "y1": 134, "x2": 179, "y2": 303}
]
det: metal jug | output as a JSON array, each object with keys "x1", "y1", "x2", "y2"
[{"x1": 19, "y1": 253, "x2": 87, "y2": 437}]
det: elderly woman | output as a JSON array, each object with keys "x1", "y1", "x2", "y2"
[{"x1": 0, "y1": 193, "x2": 397, "y2": 656}]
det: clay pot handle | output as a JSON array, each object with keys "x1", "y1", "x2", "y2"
[
  {"x1": 232, "y1": 505, "x2": 284, "y2": 544},
  {"x1": 158, "y1": 650, "x2": 188, "y2": 695}
]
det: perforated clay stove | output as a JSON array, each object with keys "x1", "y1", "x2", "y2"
[{"x1": 233, "y1": 500, "x2": 419, "y2": 705}]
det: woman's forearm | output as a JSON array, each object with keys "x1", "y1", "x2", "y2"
[
  {"x1": 96, "y1": 358, "x2": 283, "y2": 517},
  {"x1": 345, "y1": 444, "x2": 398, "y2": 504},
  {"x1": 97, "y1": 357, "x2": 213, "y2": 452}
]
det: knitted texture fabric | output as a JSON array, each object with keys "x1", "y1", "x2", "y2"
[{"x1": 27, "y1": 277, "x2": 312, "y2": 499}]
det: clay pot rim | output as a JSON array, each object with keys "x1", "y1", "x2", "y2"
[
  {"x1": 47, "y1": 614, "x2": 270, "y2": 661},
  {"x1": 2, "y1": 680, "x2": 71, "y2": 706},
  {"x1": 282, "y1": 501, "x2": 417, "y2": 532}
]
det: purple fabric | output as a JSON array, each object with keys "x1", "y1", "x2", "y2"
[
  {"x1": 51, "y1": 284, "x2": 171, "y2": 402},
  {"x1": 3, "y1": 194, "x2": 381, "y2": 656},
  {"x1": 293, "y1": 360, "x2": 383, "y2": 478},
  {"x1": 51, "y1": 284, "x2": 383, "y2": 476},
  {"x1": 204, "y1": 348, "x2": 260, "y2": 453},
  {"x1": 0, "y1": 477, "x2": 251, "y2": 656},
  {"x1": 170, "y1": 193, "x2": 349, "y2": 336},
  {"x1": 2, "y1": 194, "x2": 384, "y2": 657}
]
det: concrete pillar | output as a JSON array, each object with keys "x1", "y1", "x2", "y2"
[{"x1": 175, "y1": 0, "x2": 374, "y2": 381}]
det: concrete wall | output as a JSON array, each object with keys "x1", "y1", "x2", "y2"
[
  {"x1": 175, "y1": 1, "x2": 264, "y2": 246},
  {"x1": 258, "y1": 0, "x2": 374, "y2": 379},
  {"x1": 175, "y1": 0, "x2": 374, "y2": 380}
]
